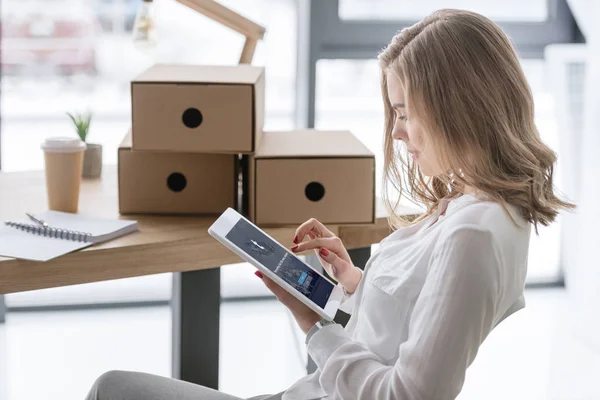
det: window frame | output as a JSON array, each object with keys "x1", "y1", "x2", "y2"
[{"x1": 294, "y1": 0, "x2": 584, "y2": 128}]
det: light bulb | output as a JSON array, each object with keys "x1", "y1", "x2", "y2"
[{"x1": 132, "y1": 0, "x2": 157, "y2": 50}]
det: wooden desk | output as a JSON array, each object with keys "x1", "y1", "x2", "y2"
[{"x1": 0, "y1": 166, "x2": 415, "y2": 389}]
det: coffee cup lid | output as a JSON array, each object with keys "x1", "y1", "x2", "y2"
[{"x1": 41, "y1": 137, "x2": 87, "y2": 153}]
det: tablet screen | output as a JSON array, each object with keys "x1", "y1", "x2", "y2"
[{"x1": 226, "y1": 218, "x2": 334, "y2": 309}]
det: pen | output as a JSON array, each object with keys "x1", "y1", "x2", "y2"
[{"x1": 26, "y1": 213, "x2": 49, "y2": 228}]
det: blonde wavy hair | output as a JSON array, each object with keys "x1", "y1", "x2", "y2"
[{"x1": 379, "y1": 9, "x2": 574, "y2": 232}]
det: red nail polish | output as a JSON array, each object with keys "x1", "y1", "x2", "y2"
[
  {"x1": 254, "y1": 271, "x2": 263, "y2": 279},
  {"x1": 291, "y1": 245, "x2": 298, "y2": 252},
  {"x1": 293, "y1": 236, "x2": 298, "y2": 244},
  {"x1": 320, "y1": 248, "x2": 329, "y2": 257}
]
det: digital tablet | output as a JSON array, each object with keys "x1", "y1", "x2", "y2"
[{"x1": 208, "y1": 208, "x2": 343, "y2": 320}]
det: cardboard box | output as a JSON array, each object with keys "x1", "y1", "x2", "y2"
[
  {"x1": 131, "y1": 64, "x2": 265, "y2": 154},
  {"x1": 118, "y1": 132, "x2": 238, "y2": 215},
  {"x1": 248, "y1": 130, "x2": 375, "y2": 226}
]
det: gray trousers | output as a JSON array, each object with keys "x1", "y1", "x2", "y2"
[{"x1": 85, "y1": 371, "x2": 283, "y2": 400}]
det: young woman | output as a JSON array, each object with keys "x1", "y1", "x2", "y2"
[{"x1": 85, "y1": 9, "x2": 573, "y2": 400}]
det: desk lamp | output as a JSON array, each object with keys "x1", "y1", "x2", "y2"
[{"x1": 132, "y1": 0, "x2": 266, "y2": 64}]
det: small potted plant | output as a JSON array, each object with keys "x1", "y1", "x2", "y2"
[{"x1": 67, "y1": 111, "x2": 102, "y2": 178}]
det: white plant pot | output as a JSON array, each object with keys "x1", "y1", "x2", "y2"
[{"x1": 82, "y1": 143, "x2": 102, "y2": 178}]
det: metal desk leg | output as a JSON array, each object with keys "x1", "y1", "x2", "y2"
[
  {"x1": 0, "y1": 322, "x2": 7, "y2": 400},
  {"x1": 172, "y1": 269, "x2": 221, "y2": 389},
  {"x1": 306, "y1": 246, "x2": 371, "y2": 374},
  {"x1": 0, "y1": 295, "x2": 6, "y2": 324},
  {"x1": 347, "y1": 247, "x2": 372, "y2": 273}
]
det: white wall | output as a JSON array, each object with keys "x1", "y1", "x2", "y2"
[{"x1": 564, "y1": 0, "x2": 600, "y2": 351}]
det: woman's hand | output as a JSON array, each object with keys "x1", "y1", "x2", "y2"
[
  {"x1": 255, "y1": 271, "x2": 321, "y2": 334},
  {"x1": 255, "y1": 218, "x2": 364, "y2": 335},
  {"x1": 291, "y1": 218, "x2": 363, "y2": 294}
]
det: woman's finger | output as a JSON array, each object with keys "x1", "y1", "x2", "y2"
[
  {"x1": 292, "y1": 236, "x2": 345, "y2": 255},
  {"x1": 261, "y1": 274, "x2": 282, "y2": 296},
  {"x1": 256, "y1": 271, "x2": 322, "y2": 333},
  {"x1": 293, "y1": 218, "x2": 334, "y2": 244},
  {"x1": 259, "y1": 273, "x2": 310, "y2": 312},
  {"x1": 259, "y1": 273, "x2": 294, "y2": 303},
  {"x1": 316, "y1": 247, "x2": 354, "y2": 281},
  {"x1": 291, "y1": 237, "x2": 354, "y2": 272}
]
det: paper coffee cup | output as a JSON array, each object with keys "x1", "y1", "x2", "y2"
[{"x1": 42, "y1": 137, "x2": 86, "y2": 213}]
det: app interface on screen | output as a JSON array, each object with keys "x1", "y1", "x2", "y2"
[{"x1": 225, "y1": 218, "x2": 334, "y2": 309}]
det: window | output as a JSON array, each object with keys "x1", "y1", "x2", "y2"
[
  {"x1": 1, "y1": 0, "x2": 296, "y2": 172},
  {"x1": 338, "y1": 0, "x2": 549, "y2": 21}
]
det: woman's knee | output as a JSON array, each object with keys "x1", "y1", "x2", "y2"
[{"x1": 86, "y1": 370, "x2": 131, "y2": 400}]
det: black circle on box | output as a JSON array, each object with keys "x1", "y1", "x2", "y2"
[
  {"x1": 305, "y1": 182, "x2": 325, "y2": 202},
  {"x1": 167, "y1": 172, "x2": 187, "y2": 193},
  {"x1": 182, "y1": 108, "x2": 203, "y2": 128}
]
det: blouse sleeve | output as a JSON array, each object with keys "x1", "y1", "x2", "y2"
[{"x1": 306, "y1": 227, "x2": 502, "y2": 400}]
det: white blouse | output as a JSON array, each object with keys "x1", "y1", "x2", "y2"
[{"x1": 282, "y1": 194, "x2": 531, "y2": 400}]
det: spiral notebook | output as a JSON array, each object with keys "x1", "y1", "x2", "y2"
[{"x1": 0, "y1": 211, "x2": 138, "y2": 262}]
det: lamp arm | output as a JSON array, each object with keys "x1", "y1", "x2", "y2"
[{"x1": 175, "y1": 0, "x2": 266, "y2": 64}]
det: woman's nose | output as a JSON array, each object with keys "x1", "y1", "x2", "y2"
[{"x1": 392, "y1": 125, "x2": 408, "y2": 141}]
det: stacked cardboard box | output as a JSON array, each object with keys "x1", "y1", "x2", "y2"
[
  {"x1": 119, "y1": 64, "x2": 263, "y2": 215},
  {"x1": 247, "y1": 130, "x2": 375, "y2": 226},
  {"x1": 118, "y1": 63, "x2": 375, "y2": 226}
]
